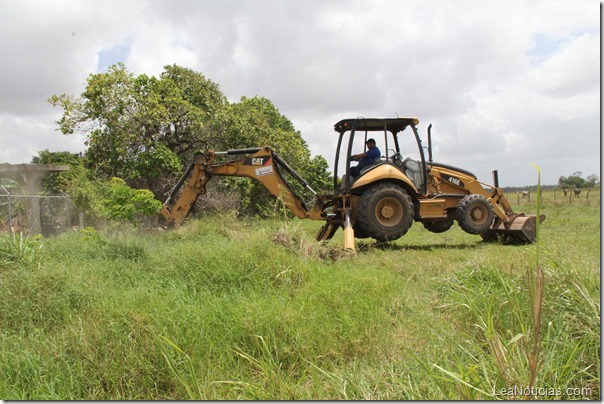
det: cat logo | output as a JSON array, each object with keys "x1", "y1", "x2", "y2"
[{"x1": 243, "y1": 156, "x2": 271, "y2": 166}]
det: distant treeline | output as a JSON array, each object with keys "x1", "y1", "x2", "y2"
[{"x1": 501, "y1": 184, "x2": 600, "y2": 193}]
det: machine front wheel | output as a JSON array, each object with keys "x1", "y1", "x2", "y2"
[{"x1": 456, "y1": 194, "x2": 494, "y2": 235}]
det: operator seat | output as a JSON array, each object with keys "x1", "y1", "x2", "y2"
[
  {"x1": 340, "y1": 157, "x2": 381, "y2": 190},
  {"x1": 402, "y1": 157, "x2": 424, "y2": 190},
  {"x1": 359, "y1": 158, "x2": 385, "y2": 176}
]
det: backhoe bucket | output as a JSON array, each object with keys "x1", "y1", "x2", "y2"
[
  {"x1": 488, "y1": 214, "x2": 546, "y2": 244},
  {"x1": 316, "y1": 220, "x2": 339, "y2": 242}
]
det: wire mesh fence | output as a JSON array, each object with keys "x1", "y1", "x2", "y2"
[{"x1": 0, "y1": 193, "x2": 73, "y2": 237}]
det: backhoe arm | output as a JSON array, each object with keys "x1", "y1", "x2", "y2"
[{"x1": 161, "y1": 146, "x2": 327, "y2": 227}]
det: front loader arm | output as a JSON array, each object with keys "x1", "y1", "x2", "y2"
[
  {"x1": 161, "y1": 146, "x2": 327, "y2": 227},
  {"x1": 460, "y1": 171, "x2": 545, "y2": 243}
]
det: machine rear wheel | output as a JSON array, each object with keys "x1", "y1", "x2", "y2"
[
  {"x1": 357, "y1": 183, "x2": 414, "y2": 242},
  {"x1": 423, "y1": 218, "x2": 454, "y2": 233},
  {"x1": 456, "y1": 194, "x2": 494, "y2": 235}
]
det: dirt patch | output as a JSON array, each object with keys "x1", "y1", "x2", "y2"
[{"x1": 271, "y1": 229, "x2": 350, "y2": 262}]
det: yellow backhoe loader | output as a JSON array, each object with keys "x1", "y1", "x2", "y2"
[{"x1": 161, "y1": 117, "x2": 544, "y2": 250}]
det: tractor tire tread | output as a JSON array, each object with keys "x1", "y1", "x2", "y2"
[
  {"x1": 423, "y1": 218, "x2": 455, "y2": 233},
  {"x1": 456, "y1": 194, "x2": 495, "y2": 235},
  {"x1": 356, "y1": 182, "x2": 414, "y2": 242}
]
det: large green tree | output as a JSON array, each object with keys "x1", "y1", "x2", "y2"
[
  {"x1": 49, "y1": 63, "x2": 227, "y2": 195},
  {"x1": 211, "y1": 96, "x2": 329, "y2": 184},
  {"x1": 49, "y1": 64, "x2": 331, "y2": 215}
]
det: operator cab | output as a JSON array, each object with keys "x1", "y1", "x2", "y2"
[{"x1": 332, "y1": 117, "x2": 428, "y2": 194}]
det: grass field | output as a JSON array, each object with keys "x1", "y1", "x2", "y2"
[{"x1": 0, "y1": 189, "x2": 599, "y2": 400}]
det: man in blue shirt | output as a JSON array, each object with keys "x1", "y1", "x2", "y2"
[{"x1": 350, "y1": 138, "x2": 381, "y2": 177}]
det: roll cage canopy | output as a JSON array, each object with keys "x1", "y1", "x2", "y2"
[
  {"x1": 333, "y1": 117, "x2": 419, "y2": 134},
  {"x1": 332, "y1": 116, "x2": 427, "y2": 194}
]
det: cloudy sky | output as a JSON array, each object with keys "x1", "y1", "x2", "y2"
[{"x1": 0, "y1": 0, "x2": 599, "y2": 186}]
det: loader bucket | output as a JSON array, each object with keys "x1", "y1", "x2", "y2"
[{"x1": 486, "y1": 214, "x2": 546, "y2": 244}]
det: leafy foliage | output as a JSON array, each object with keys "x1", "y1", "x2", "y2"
[
  {"x1": 209, "y1": 96, "x2": 332, "y2": 213},
  {"x1": 33, "y1": 150, "x2": 162, "y2": 227},
  {"x1": 558, "y1": 172, "x2": 599, "y2": 189},
  {"x1": 101, "y1": 177, "x2": 162, "y2": 226},
  {"x1": 49, "y1": 64, "x2": 331, "y2": 215},
  {"x1": 0, "y1": 233, "x2": 43, "y2": 267},
  {"x1": 34, "y1": 150, "x2": 105, "y2": 224},
  {"x1": 49, "y1": 63, "x2": 226, "y2": 195},
  {"x1": 31, "y1": 150, "x2": 78, "y2": 193}
]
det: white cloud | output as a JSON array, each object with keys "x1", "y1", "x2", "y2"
[
  {"x1": 0, "y1": 112, "x2": 86, "y2": 163},
  {"x1": 0, "y1": 0, "x2": 599, "y2": 186},
  {"x1": 531, "y1": 32, "x2": 599, "y2": 98}
]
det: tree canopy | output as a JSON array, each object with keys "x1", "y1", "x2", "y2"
[
  {"x1": 558, "y1": 172, "x2": 599, "y2": 189},
  {"x1": 49, "y1": 63, "x2": 331, "y2": 214},
  {"x1": 49, "y1": 63, "x2": 226, "y2": 193}
]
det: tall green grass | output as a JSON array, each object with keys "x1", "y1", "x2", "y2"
[{"x1": 0, "y1": 190, "x2": 599, "y2": 400}]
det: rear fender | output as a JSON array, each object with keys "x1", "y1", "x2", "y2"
[{"x1": 351, "y1": 164, "x2": 418, "y2": 194}]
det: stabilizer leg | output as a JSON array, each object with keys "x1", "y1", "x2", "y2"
[{"x1": 343, "y1": 208, "x2": 355, "y2": 251}]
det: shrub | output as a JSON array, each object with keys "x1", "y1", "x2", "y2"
[{"x1": 0, "y1": 233, "x2": 43, "y2": 267}]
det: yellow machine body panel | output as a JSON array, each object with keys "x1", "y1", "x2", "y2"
[
  {"x1": 418, "y1": 199, "x2": 448, "y2": 219},
  {"x1": 350, "y1": 164, "x2": 418, "y2": 193}
]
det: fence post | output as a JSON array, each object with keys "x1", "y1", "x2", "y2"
[
  {"x1": 65, "y1": 197, "x2": 72, "y2": 230},
  {"x1": 7, "y1": 193, "x2": 13, "y2": 236}
]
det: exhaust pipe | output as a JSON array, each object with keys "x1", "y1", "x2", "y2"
[
  {"x1": 492, "y1": 170, "x2": 499, "y2": 188},
  {"x1": 427, "y1": 124, "x2": 433, "y2": 163}
]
